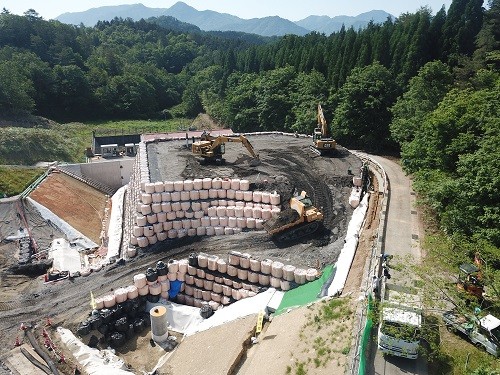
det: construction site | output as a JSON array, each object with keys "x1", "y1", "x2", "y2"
[{"x1": 0, "y1": 129, "x2": 382, "y2": 375}]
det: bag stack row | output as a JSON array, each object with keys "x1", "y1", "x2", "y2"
[{"x1": 131, "y1": 178, "x2": 281, "y2": 248}]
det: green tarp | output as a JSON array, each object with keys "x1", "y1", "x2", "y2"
[{"x1": 275, "y1": 264, "x2": 335, "y2": 315}]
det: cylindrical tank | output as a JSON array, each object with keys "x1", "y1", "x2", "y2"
[{"x1": 150, "y1": 306, "x2": 169, "y2": 343}]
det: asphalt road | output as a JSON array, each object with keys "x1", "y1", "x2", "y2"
[{"x1": 366, "y1": 155, "x2": 427, "y2": 375}]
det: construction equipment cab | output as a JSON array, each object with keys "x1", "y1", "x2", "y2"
[
  {"x1": 313, "y1": 104, "x2": 336, "y2": 154},
  {"x1": 192, "y1": 132, "x2": 259, "y2": 165}
]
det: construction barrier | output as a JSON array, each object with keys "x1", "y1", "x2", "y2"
[{"x1": 358, "y1": 293, "x2": 373, "y2": 375}]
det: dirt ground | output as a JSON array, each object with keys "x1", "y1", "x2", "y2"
[{"x1": 0, "y1": 133, "x2": 374, "y2": 375}]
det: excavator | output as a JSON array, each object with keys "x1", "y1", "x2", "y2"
[
  {"x1": 191, "y1": 132, "x2": 260, "y2": 165},
  {"x1": 263, "y1": 190, "x2": 323, "y2": 242},
  {"x1": 313, "y1": 104, "x2": 336, "y2": 154}
]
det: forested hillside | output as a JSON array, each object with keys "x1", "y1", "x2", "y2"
[{"x1": 0, "y1": 1, "x2": 499, "y2": 274}]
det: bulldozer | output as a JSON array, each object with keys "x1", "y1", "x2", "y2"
[
  {"x1": 263, "y1": 190, "x2": 323, "y2": 242},
  {"x1": 191, "y1": 132, "x2": 260, "y2": 165},
  {"x1": 313, "y1": 104, "x2": 336, "y2": 154}
]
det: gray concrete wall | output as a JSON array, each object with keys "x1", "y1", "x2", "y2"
[{"x1": 81, "y1": 159, "x2": 135, "y2": 190}]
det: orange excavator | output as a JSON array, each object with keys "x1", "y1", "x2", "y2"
[
  {"x1": 191, "y1": 132, "x2": 260, "y2": 165},
  {"x1": 313, "y1": 104, "x2": 336, "y2": 154}
]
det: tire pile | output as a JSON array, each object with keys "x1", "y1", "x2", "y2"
[{"x1": 76, "y1": 296, "x2": 150, "y2": 348}]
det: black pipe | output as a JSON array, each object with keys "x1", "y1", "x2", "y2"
[
  {"x1": 26, "y1": 330, "x2": 60, "y2": 375},
  {"x1": 20, "y1": 347, "x2": 52, "y2": 375}
]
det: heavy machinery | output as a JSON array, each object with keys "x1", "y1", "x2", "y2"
[
  {"x1": 456, "y1": 263, "x2": 484, "y2": 299},
  {"x1": 263, "y1": 190, "x2": 323, "y2": 242},
  {"x1": 191, "y1": 132, "x2": 260, "y2": 165},
  {"x1": 313, "y1": 104, "x2": 336, "y2": 154}
]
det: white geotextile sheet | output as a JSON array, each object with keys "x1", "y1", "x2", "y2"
[
  {"x1": 146, "y1": 300, "x2": 204, "y2": 334},
  {"x1": 57, "y1": 327, "x2": 134, "y2": 375},
  {"x1": 48, "y1": 238, "x2": 82, "y2": 273},
  {"x1": 27, "y1": 197, "x2": 98, "y2": 249},
  {"x1": 327, "y1": 194, "x2": 369, "y2": 296},
  {"x1": 185, "y1": 288, "x2": 278, "y2": 336},
  {"x1": 106, "y1": 186, "x2": 126, "y2": 261}
]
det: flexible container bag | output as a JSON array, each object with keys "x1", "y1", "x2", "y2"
[
  {"x1": 149, "y1": 282, "x2": 161, "y2": 296},
  {"x1": 184, "y1": 284, "x2": 194, "y2": 296},
  {"x1": 235, "y1": 201, "x2": 245, "y2": 207},
  {"x1": 133, "y1": 226, "x2": 144, "y2": 237},
  {"x1": 140, "y1": 204, "x2": 152, "y2": 215},
  {"x1": 166, "y1": 211, "x2": 176, "y2": 221},
  {"x1": 161, "y1": 192, "x2": 171, "y2": 202},
  {"x1": 176, "y1": 272, "x2": 185, "y2": 282},
  {"x1": 144, "y1": 183, "x2": 155, "y2": 194},
  {"x1": 171, "y1": 191, "x2": 181, "y2": 202},
  {"x1": 143, "y1": 226, "x2": 154, "y2": 237},
  {"x1": 167, "y1": 229, "x2": 178, "y2": 239},
  {"x1": 198, "y1": 253, "x2": 208, "y2": 268},
  {"x1": 164, "y1": 181, "x2": 174, "y2": 192},
  {"x1": 183, "y1": 179, "x2": 194, "y2": 191},
  {"x1": 179, "y1": 202, "x2": 190, "y2": 211},
  {"x1": 130, "y1": 235, "x2": 138, "y2": 246},
  {"x1": 216, "y1": 207, "x2": 227, "y2": 217},
  {"x1": 103, "y1": 294, "x2": 116, "y2": 308},
  {"x1": 294, "y1": 268, "x2": 307, "y2": 284},
  {"x1": 211, "y1": 178, "x2": 221, "y2": 189},
  {"x1": 193, "y1": 298, "x2": 203, "y2": 308},
  {"x1": 138, "y1": 285, "x2": 149, "y2": 296},
  {"x1": 191, "y1": 202, "x2": 201, "y2": 211},
  {"x1": 201, "y1": 201, "x2": 210, "y2": 210},
  {"x1": 306, "y1": 268, "x2": 319, "y2": 281},
  {"x1": 252, "y1": 207, "x2": 262, "y2": 219},
  {"x1": 228, "y1": 251, "x2": 241, "y2": 266},
  {"x1": 261, "y1": 192, "x2": 270, "y2": 204},
  {"x1": 187, "y1": 265, "x2": 197, "y2": 276},
  {"x1": 193, "y1": 178, "x2": 203, "y2": 190},
  {"x1": 178, "y1": 259, "x2": 188, "y2": 273},
  {"x1": 152, "y1": 193, "x2": 162, "y2": 203},
  {"x1": 226, "y1": 206, "x2": 235, "y2": 217},
  {"x1": 261, "y1": 259, "x2": 272, "y2": 275},
  {"x1": 216, "y1": 259, "x2": 227, "y2": 273},
  {"x1": 152, "y1": 203, "x2": 162, "y2": 214},
  {"x1": 194, "y1": 277, "x2": 204, "y2": 288},
  {"x1": 153, "y1": 222, "x2": 163, "y2": 234},
  {"x1": 182, "y1": 219, "x2": 191, "y2": 229},
  {"x1": 157, "y1": 231, "x2": 168, "y2": 241},
  {"x1": 282, "y1": 265, "x2": 296, "y2": 281},
  {"x1": 203, "y1": 279, "x2": 214, "y2": 291},
  {"x1": 250, "y1": 258, "x2": 261, "y2": 272},
  {"x1": 217, "y1": 200, "x2": 227, "y2": 207},
  {"x1": 210, "y1": 217, "x2": 220, "y2": 226},
  {"x1": 160, "y1": 291, "x2": 169, "y2": 300},
  {"x1": 179, "y1": 191, "x2": 189, "y2": 201},
  {"x1": 134, "y1": 273, "x2": 147, "y2": 288},
  {"x1": 230, "y1": 179, "x2": 240, "y2": 190},
  {"x1": 172, "y1": 221, "x2": 182, "y2": 230},
  {"x1": 213, "y1": 283, "x2": 223, "y2": 294},
  {"x1": 226, "y1": 189, "x2": 236, "y2": 199},
  {"x1": 217, "y1": 189, "x2": 227, "y2": 199},
  {"x1": 252, "y1": 191, "x2": 262, "y2": 203},
  {"x1": 167, "y1": 272, "x2": 177, "y2": 282},
  {"x1": 240, "y1": 253, "x2": 251, "y2": 269},
  {"x1": 227, "y1": 265, "x2": 238, "y2": 277},
  {"x1": 171, "y1": 202, "x2": 181, "y2": 212},
  {"x1": 214, "y1": 226, "x2": 224, "y2": 236},
  {"x1": 154, "y1": 181, "x2": 165, "y2": 193},
  {"x1": 235, "y1": 191, "x2": 244, "y2": 200},
  {"x1": 202, "y1": 178, "x2": 212, "y2": 189},
  {"x1": 234, "y1": 206, "x2": 244, "y2": 218},
  {"x1": 196, "y1": 226, "x2": 206, "y2": 236},
  {"x1": 200, "y1": 216, "x2": 210, "y2": 227},
  {"x1": 222, "y1": 285, "x2": 232, "y2": 297},
  {"x1": 190, "y1": 190, "x2": 200, "y2": 200},
  {"x1": 176, "y1": 210, "x2": 185, "y2": 219},
  {"x1": 261, "y1": 208, "x2": 272, "y2": 220},
  {"x1": 232, "y1": 289, "x2": 241, "y2": 300},
  {"x1": 221, "y1": 296, "x2": 231, "y2": 305},
  {"x1": 185, "y1": 274, "x2": 195, "y2": 285},
  {"x1": 194, "y1": 210, "x2": 204, "y2": 219},
  {"x1": 206, "y1": 226, "x2": 215, "y2": 236},
  {"x1": 157, "y1": 211, "x2": 167, "y2": 222},
  {"x1": 199, "y1": 189, "x2": 209, "y2": 200},
  {"x1": 237, "y1": 217, "x2": 247, "y2": 228},
  {"x1": 237, "y1": 268, "x2": 248, "y2": 280},
  {"x1": 240, "y1": 179, "x2": 250, "y2": 191},
  {"x1": 221, "y1": 178, "x2": 231, "y2": 190},
  {"x1": 223, "y1": 277, "x2": 233, "y2": 286},
  {"x1": 271, "y1": 207, "x2": 281, "y2": 215},
  {"x1": 259, "y1": 274, "x2": 270, "y2": 286},
  {"x1": 167, "y1": 260, "x2": 179, "y2": 274},
  {"x1": 146, "y1": 214, "x2": 157, "y2": 224},
  {"x1": 207, "y1": 255, "x2": 218, "y2": 271},
  {"x1": 270, "y1": 193, "x2": 281, "y2": 206},
  {"x1": 141, "y1": 193, "x2": 153, "y2": 204},
  {"x1": 207, "y1": 207, "x2": 217, "y2": 217},
  {"x1": 163, "y1": 221, "x2": 173, "y2": 231},
  {"x1": 243, "y1": 191, "x2": 253, "y2": 202},
  {"x1": 191, "y1": 219, "x2": 201, "y2": 228},
  {"x1": 246, "y1": 202, "x2": 254, "y2": 208},
  {"x1": 224, "y1": 227, "x2": 234, "y2": 235},
  {"x1": 271, "y1": 261, "x2": 284, "y2": 278},
  {"x1": 219, "y1": 217, "x2": 229, "y2": 227},
  {"x1": 228, "y1": 217, "x2": 237, "y2": 228},
  {"x1": 185, "y1": 210, "x2": 194, "y2": 219},
  {"x1": 244, "y1": 207, "x2": 253, "y2": 218},
  {"x1": 174, "y1": 181, "x2": 184, "y2": 192},
  {"x1": 208, "y1": 189, "x2": 218, "y2": 199},
  {"x1": 280, "y1": 279, "x2": 291, "y2": 291},
  {"x1": 147, "y1": 234, "x2": 157, "y2": 245},
  {"x1": 127, "y1": 285, "x2": 139, "y2": 300},
  {"x1": 205, "y1": 273, "x2": 214, "y2": 281}
]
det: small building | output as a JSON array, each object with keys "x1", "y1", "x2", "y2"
[{"x1": 91, "y1": 132, "x2": 141, "y2": 159}]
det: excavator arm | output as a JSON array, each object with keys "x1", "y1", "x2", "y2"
[
  {"x1": 313, "y1": 104, "x2": 336, "y2": 154},
  {"x1": 317, "y1": 104, "x2": 329, "y2": 138},
  {"x1": 192, "y1": 133, "x2": 259, "y2": 164}
]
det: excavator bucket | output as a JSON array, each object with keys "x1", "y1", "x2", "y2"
[{"x1": 249, "y1": 158, "x2": 261, "y2": 167}]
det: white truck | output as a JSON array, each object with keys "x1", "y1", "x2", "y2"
[
  {"x1": 443, "y1": 310, "x2": 499, "y2": 357},
  {"x1": 377, "y1": 283, "x2": 422, "y2": 359}
]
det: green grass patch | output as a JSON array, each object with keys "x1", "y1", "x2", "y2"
[{"x1": 0, "y1": 166, "x2": 44, "y2": 197}]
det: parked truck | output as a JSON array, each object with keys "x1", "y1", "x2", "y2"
[
  {"x1": 443, "y1": 310, "x2": 499, "y2": 357},
  {"x1": 377, "y1": 283, "x2": 423, "y2": 359}
]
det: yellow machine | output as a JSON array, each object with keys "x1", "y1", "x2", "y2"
[
  {"x1": 313, "y1": 104, "x2": 336, "y2": 154},
  {"x1": 191, "y1": 132, "x2": 260, "y2": 165},
  {"x1": 263, "y1": 190, "x2": 323, "y2": 242}
]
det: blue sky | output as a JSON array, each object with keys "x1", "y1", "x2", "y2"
[{"x1": 1, "y1": 0, "x2": 456, "y2": 21}]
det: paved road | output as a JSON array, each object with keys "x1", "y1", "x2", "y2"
[{"x1": 366, "y1": 155, "x2": 427, "y2": 375}]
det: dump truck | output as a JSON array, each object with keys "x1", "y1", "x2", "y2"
[
  {"x1": 313, "y1": 104, "x2": 336, "y2": 154},
  {"x1": 191, "y1": 132, "x2": 259, "y2": 165},
  {"x1": 377, "y1": 283, "x2": 423, "y2": 359},
  {"x1": 443, "y1": 310, "x2": 499, "y2": 357},
  {"x1": 263, "y1": 190, "x2": 323, "y2": 242}
]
